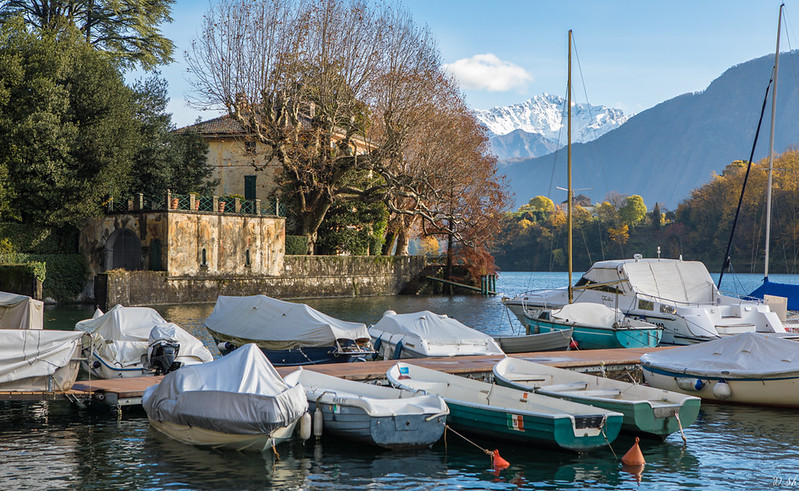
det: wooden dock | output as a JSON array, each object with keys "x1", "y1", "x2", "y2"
[{"x1": 0, "y1": 346, "x2": 673, "y2": 407}]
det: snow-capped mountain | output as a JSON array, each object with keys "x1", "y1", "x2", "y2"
[{"x1": 473, "y1": 94, "x2": 629, "y2": 160}]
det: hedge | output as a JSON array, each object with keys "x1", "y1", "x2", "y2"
[
  {"x1": 0, "y1": 253, "x2": 87, "y2": 302},
  {"x1": 285, "y1": 235, "x2": 309, "y2": 255}
]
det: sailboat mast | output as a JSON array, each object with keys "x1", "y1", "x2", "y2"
[
  {"x1": 568, "y1": 30, "x2": 573, "y2": 304},
  {"x1": 765, "y1": 4, "x2": 782, "y2": 281}
]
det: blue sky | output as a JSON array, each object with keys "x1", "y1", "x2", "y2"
[{"x1": 148, "y1": 1, "x2": 792, "y2": 127}]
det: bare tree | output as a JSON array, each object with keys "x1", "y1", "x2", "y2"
[{"x1": 187, "y1": 0, "x2": 511, "y2": 259}]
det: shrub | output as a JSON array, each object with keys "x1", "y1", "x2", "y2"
[{"x1": 285, "y1": 235, "x2": 309, "y2": 255}]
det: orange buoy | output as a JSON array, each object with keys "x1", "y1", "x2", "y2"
[
  {"x1": 621, "y1": 437, "x2": 646, "y2": 466},
  {"x1": 492, "y1": 450, "x2": 510, "y2": 470}
]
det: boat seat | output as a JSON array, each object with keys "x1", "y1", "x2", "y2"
[
  {"x1": 565, "y1": 389, "x2": 623, "y2": 398},
  {"x1": 537, "y1": 382, "x2": 588, "y2": 392},
  {"x1": 501, "y1": 374, "x2": 553, "y2": 384}
]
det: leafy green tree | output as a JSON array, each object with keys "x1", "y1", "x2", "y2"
[
  {"x1": 0, "y1": 20, "x2": 139, "y2": 227},
  {"x1": 650, "y1": 202, "x2": 663, "y2": 230},
  {"x1": 0, "y1": 0, "x2": 174, "y2": 69},
  {"x1": 618, "y1": 195, "x2": 647, "y2": 228}
]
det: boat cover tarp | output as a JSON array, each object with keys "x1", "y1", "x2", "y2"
[
  {"x1": 552, "y1": 303, "x2": 621, "y2": 326},
  {"x1": 0, "y1": 291, "x2": 43, "y2": 330},
  {"x1": 75, "y1": 305, "x2": 213, "y2": 368},
  {"x1": 143, "y1": 344, "x2": 308, "y2": 435},
  {"x1": 584, "y1": 259, "x2": 716, "y2": 304},
  {"x1": 641, "y1": 332, "x2": 799, "y2": 378},
  {"x1": 750, "y1": 279, "x2": 799, "y2": 311},
  {"x1": 370, "y1": 310, "x2": 504, "y2": 354},
  {"x1": 0, "y1": 330, "x2": 83, "y2": 387},
  {"x1": 284, "y1": 367, "x2": 448, "y2": 417},
  {"x1": 203, "y1": 295, "x2": 370, "y2": 350}
]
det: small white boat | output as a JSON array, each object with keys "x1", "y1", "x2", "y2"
[
  {"x1": 143, "y1": 343, "x2": 309, "y2": 451},
  {"x1": 0, "y1": 291, "x2": 43, "y2": 330},
  {"x1": 75, "y1": 305, "x2": 213, "y2": 378},
  {"x1": 370, "y1": 310, "x2": 504, "y2": 359},
  {"x1": 493, "y1": 357, "x2": 700, "y2": 439},
  {"x1": 283, "y1": 368, "x2": 448, "y2": 449},
  {"x1": 0, "y1": 329, "x2": 85, "y2": 391},
  {"x1": 641, "y1": 332, "x2": 799, "y2": 407},
  {"x1": 387, "y1": 362, "x2": 623, "y2": 452},
  {"x1": 493, "y1": 329, "x2": 573, "y2": 354}
]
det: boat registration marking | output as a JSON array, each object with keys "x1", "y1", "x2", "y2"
[{"x1": 507, "y1": 414, "x2": 524, "y2": 432}]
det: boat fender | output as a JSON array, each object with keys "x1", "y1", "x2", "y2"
[
  {"x1": 92, "y1": 360, "x2": 101, "y2": 369},
  {"x1": 372, "y1": 337, "x2": 382, "y2": 360},
  {"x1": 299, "y1": 412, "x2": 312, "y2": 441},
  {"x1": 712, "y1": 380, "x2": 731, "y2": 400},
  {"x1": 217, "y1": 341, "x2": 235, "y2": 353},
  {"x1": 676, "y1": 378, "x2": 704, "y2": 391},
  {"x1": 313, "y1": 407, "x2": 324, "y2": 440},
  {"x1": 393, "y1": 340, "x2": 403, "y2": 360}
]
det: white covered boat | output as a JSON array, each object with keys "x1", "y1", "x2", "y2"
[
  {"x1": 204, "y1": 295, "x2": 375, "y2": 365},
  {"x1": 143, "y1": 343, "x2": 309, "y2": 451},
  {"x1": 641, "y1": 333, "x2": 799, "y2": 407},
  {"x1": 75, "y1": 305, "x2": 213, "y2": 379},
  {"x1": 0, "y1": 291, "x2": 43, "y2": 330},
  {"x1": 503, "y1": 257, "x2": 784, "y2": 345},
  {"x1": 369, "y1": 310, "x2": 504, "y2": 359},
  {"x1": 283, "y1": 368, "x2": 448, "y2": 449},
  {"x1": 0, "y1": 329, "x2": 85, "y2": 391}
]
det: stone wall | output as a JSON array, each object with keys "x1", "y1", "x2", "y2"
[{"x1": 95, "y1": 255, "x2": 428, "y2": 309}]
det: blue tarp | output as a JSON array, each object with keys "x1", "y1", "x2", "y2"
[{"x1": 750, "y1": 279, "x2": 799, "y2": 311}]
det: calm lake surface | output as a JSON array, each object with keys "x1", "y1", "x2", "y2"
[{"x1": 5, "y1": 271, "x2": 799, "y2": 490}]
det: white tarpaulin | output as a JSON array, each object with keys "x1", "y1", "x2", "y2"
[
  {"x1": 203, "y1": 295, "x2": 370, "y2": 350},
  {"x1": 583, "y1": 259, "x2": 716, "y2": 304},
  {"x1": 369, "y1": 310, "x2": 504, "y2": 355},
  {"x1": 75, "y1": 305, "x2": 213, "y2": 369},
  {"x1": 552, "y1": 303, "x2": 621, "y2": 326},
  {"x1": 143, "y1": 343, "x2": 308, "y2": 435},
  {"x1": 641, "y1": 333, "x2": 799, "y2": 378},
  {"x1": 0, "y1": 291, "x2": 43, "y2": 330},
  {"x1": 0, "y1": 330, "x2": 84, "y2": 390}
]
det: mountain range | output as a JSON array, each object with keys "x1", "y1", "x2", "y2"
[
  {"x1": 473, "y1": 94, "x2": 628, "y2": 160},
  {"x1": 494, "y1": 51, "x2": 799, "y2": 210}
]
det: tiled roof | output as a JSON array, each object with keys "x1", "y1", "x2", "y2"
[{"x1": 176, "y1": 115, "x2": 244, "y2": 135}]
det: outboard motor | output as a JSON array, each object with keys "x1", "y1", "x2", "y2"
[{"x1": 146, "y1": 324, "x2": 183, "y2": 375}]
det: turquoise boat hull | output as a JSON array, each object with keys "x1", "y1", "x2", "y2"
[{"x1": 529, "y1": 319, "x2": 662, "y2": 350}]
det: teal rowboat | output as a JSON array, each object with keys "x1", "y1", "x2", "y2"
[
  {"x1": 525, "y1": 303, "x2": 662, "y2": 350},
  {"x1": 386, "y1": 362, "x2": 623, "y2": 453},
  {"x1": 493, "y1": 357, "x2": 700, "y2": 439}
]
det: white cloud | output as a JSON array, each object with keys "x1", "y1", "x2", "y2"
[{"x1": 444, "y1": 54, "x2": 533, "y2": 92}]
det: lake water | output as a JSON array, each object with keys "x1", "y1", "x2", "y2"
[{"x1": 5, "y1": 271, "x2": 799, "y2": 490}]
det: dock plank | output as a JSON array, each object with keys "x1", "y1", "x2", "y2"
[{"x1": 1, "y1": 346, "x2": 673, "y2": 405}]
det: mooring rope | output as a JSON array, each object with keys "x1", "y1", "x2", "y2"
[
  {"x1": 601, "y1": 426, "x2": 618, "y2": 460},
  {"x1": 675, "y1": 412, "x2": 687, "y2": 445},
  {"x1": 444, "y1": 424, "x2": 495, "y2": 462}
]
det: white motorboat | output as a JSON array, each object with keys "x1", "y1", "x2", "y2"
[
  {"x1": 75, "y1": 305, "x2": 213, "y2": 378},
  {"x1": 503, "y1": 257, "x2": 785, "y2": 345},
  {"x1": 369, "y1": 310, "x2": 504, "y2": 359},
  {"x1": 0, "y1": 291, "x2": 43, "y2": 330},
  {"x1": 641, "y1": 332, "x2": 799, "y2": 407},
  {"x1": 0, "y1": 329, "x2": 85, "y2": 391},
  {"x1": 283, "y1": 368, "x2": 448, "y2": 449},
  {"x1": 143, "y1": 343, "x2": 309, "y2": 451}
]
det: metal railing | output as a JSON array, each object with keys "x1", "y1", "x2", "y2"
[{"x1": 105, "y1": 191, "x2": 284, "y2": 217}]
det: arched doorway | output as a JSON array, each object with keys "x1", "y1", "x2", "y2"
[{"x1": 104, "y1": 228, "x2": 142, "y2": 271}]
